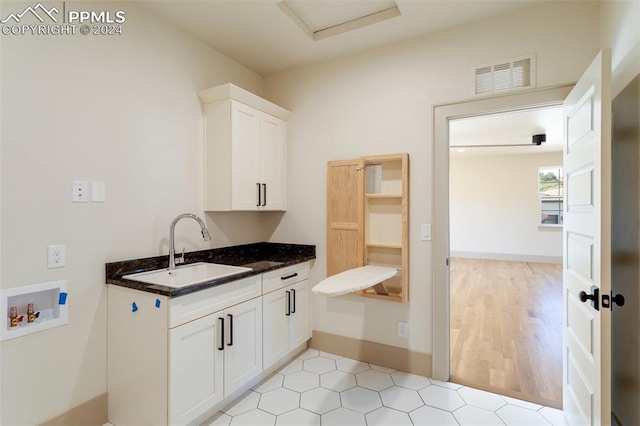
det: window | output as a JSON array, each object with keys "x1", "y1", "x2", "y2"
[{"x1": 539, "y1": 166, "x2": 563, "y2": 225}]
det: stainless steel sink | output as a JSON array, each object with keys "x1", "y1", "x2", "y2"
[{"x1": 123, "y1": 262, "x2": 252, "y2": 288}]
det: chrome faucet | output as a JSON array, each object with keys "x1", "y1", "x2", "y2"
[{"x1": 169, "y1": 213, "x2": 212, "y2": 270}]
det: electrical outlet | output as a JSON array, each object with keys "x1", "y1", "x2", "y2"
[
  {"x1": 397, "y1": 321, "x2": 409, "y2": 338},
  {"x1": 48, "y1": 245, "x2": 66, "y2": 268},
  {"x1": 72, "y1": 180, "x2": 89, "y2": 203}
]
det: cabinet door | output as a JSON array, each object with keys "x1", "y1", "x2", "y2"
[
  {"x1": 259, "y1": 113, "x2": 286, "y2": 210},
  {"x1": 169, "y1": 313, "x2": 223, "y2": 425},
  {"x1": 289, "y1": 280, "x2": 312, "y2": 349},
  {"x1": 263, "y1": 288, "x2": 289, "y2": 370},
  {"x1": 224, "y1": 297, "x2": 263, "y2": 396},
  {"x1": 326, "y1": 159, "x2": 364, "y2": 276},
  {"x1": 231, "y1": 101, "x2": 261, "y2": 210}
]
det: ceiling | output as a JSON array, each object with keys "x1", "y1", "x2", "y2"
[
  {"x1": 139, "y1": 1, "x2": 562, "y2": 153},
  {"x1": 138, "y1": 0, "x2": 547, "y2": 76},
  {"x1": 449, "y1": 105, "x2": 564, "y2": 157}
]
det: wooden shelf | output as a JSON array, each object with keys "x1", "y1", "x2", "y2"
[
  {"x1": 360, "y1": 289, "x2": 404, "y2": 302},
  {"x1": 363, "y1": 153, "x2": 408, "y2": 303},
  {"x1": 365, "y1": 194, "x2": 402, "y2": 199},
  {"x1": 366, "y1": 243, "x2": 402, "y2": 249},
  {"x1": 327, "y1": 153, "x2": 409, "y2": 304}
]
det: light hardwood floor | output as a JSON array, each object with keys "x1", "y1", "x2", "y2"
[{"x1": 449, "y1": 258, "x2": 563, "y2": 409}]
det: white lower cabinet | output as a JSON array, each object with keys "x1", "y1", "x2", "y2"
[
  {"x1": 108, "y1": 262, "x2": 310, "y2": 426},
  {"x1": 168, "y1": 297, "x2": 262, "y2": 425},
  {"x1": 288, "y1": 280, "x2": 311, "y2": 349},
  {"x1": 263, "y1": 264, "x2": 312, "y2": 370},
  {"x1": 222, "y1": 297, "x2": 263, "y2": 396},
  {"x1": 169, "y1": 314, "x2": 223, "y2": 425}
]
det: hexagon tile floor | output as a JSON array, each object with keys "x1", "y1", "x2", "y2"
[{"x1": 202, "y1": 349, "x2": 564, "y2": 425}]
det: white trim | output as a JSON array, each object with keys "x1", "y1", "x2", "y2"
[
  {"x1": 451, "y1": 251, "x2": 562, "y2": 264},
  {"x1": 538, "y1": 224, "x2": 563, "y2": 232},
  {"x1": 277, "y1": 2, "x2": 401, "y2": 42},
  {"x1": 432, "y1": 84, "x2": 573, "y2": 382},
  {"x1": 198, "y1": 83, "x2": 291, "y2": 120}
]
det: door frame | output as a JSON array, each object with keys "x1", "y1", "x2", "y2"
[{"x1": 432, "y1": 84, "x2": 574, "y2": 382}]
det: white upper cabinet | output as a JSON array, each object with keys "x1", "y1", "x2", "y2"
[{"x1": 199, "y1": 84, "x2": 290, "y2": 211}]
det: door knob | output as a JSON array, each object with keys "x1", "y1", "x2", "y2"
[
  {"x1": 612, "y1": 293, "x2": 625, "y2": 307},
  {"x1": 578, "y1": 285, "x2": 600, "y2": 311},
  {"x1": 602, "y1": 292, "x2": 625, "y2": 310}
]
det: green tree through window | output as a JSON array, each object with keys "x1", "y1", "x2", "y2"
[{"x1": 539, "y1": 166, "x2": 563, "y2": 225}]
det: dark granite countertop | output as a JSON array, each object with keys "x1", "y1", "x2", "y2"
[{"x1": 106, "y1": 242, "x2": 315, "y2": 297}]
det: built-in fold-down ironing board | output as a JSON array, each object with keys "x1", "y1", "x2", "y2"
[{"x1": 311, "y1": 265, "x2": 398, "y2": 297}]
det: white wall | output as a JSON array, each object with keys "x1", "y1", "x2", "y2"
[
  {"x1": 599, "y1": 0, "x2": 640, "y2": 97},
  {"x1": 450, "y1": 152, "x2": 563, "y2": 262},
  {"x1": 0, "y1": 2, "x2": 267, "y2": 424},
  {"x1": 265, "y1": 2, "x2": 599, "y2": 357}
]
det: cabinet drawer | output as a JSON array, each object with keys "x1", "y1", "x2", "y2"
[
  {"x1": 262, "y1": 262, "x2": 309, "y2": 294},
  {"x1": 169, "y1": 275, "x2": 261, "y2": 328}
]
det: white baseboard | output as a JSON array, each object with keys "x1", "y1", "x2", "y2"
[{"x1": 451, "y1": 251, "x2": 562, "y2": 264}]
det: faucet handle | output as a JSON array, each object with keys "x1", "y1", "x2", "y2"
[{"x1": 175, "y1": 247, "x2": 185, "y2": 265}]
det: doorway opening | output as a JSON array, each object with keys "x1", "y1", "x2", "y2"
[
  {"x1": 447, "y1": 106, "x2": 564, "y2": 408},
  {"x1": 431, "y1": 84, "x2": 574, "y2": 398}
]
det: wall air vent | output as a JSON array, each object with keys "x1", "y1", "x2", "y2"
[{"x1": 474, "y1": 55, "x2": 535, "y2": 95}]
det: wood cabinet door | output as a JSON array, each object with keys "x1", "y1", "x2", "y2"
[
  {"x1": 259, "y1": 112, "x2": 286, "y2": 210},
  {"x1": 326, "y1": 159, "x2": 364, "y2": 276},
  {"x1": 169, "y1": 313, "x2": 223, "y2": 425},
  {"x1": 231, "y1": 100, "x2": 261, "y2": 210},
  {"x1": 262, "y1": 288, "x2": 289, "y2": 370},
  {"x1": 224, "y1": 297, "x2": 263, "y2": 396}
]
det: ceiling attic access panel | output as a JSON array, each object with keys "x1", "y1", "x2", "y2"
[{"x1": 326, "y1": 153, "x2": 409, "y2": 303}]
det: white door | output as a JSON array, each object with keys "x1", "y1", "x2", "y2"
[
  {"x1": 231, "y1": 100, "x2": 260, "y2": 210},
  {"x1": 224, "y1": 297, "x2": 263, "y2": 396},
  {"x1": 263, "y1": 288, "x2": 289, "y2": 370},
  {"x1": 563, "y1": 50, "x2": 612, "y2": 426},
  {"x1": 168, "y1": 313, "x2": 224, "y2": 425},
  {"x1": 289, "y1": 280, "x2": 311, "y2": 349},
  {"x1": 259, "y1": 112, "x2": 286, "y2": 210}
]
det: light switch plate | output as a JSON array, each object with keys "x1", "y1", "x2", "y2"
[
  {"x1": 421, "y1": 224, "x2": 431, "y2": 241},
  {"x1": 91, "y1": 181, "x2": 106, "y2": 202}
]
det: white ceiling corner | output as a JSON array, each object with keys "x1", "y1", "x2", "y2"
[{"x1": 137, "y1": 0, "x2": 549, "y2": 75}]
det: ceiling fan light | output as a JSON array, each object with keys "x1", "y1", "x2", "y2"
[{"x1": 532, "y1": 134, "x2": 546, "y2": 145}]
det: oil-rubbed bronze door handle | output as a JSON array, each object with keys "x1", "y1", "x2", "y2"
[{"x1": 579, "y1": 285, "x2": 600, "y2": 311}]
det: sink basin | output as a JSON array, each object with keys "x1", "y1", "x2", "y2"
[{"x1": 123, "y1": 262, "x2": 252, "y2": 288}]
